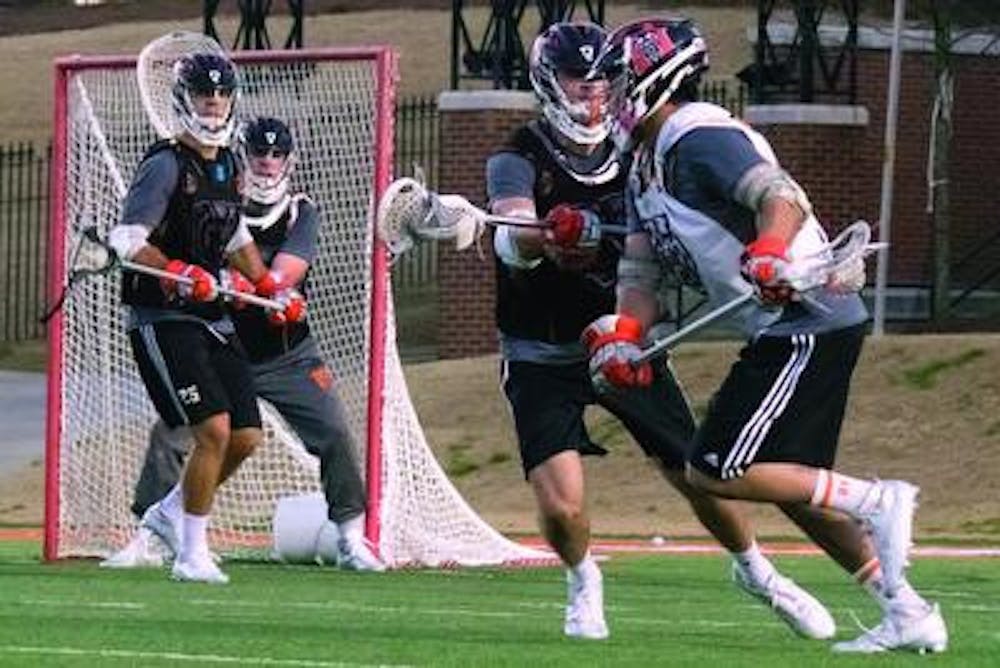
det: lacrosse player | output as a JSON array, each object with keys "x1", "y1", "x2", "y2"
[
  {"x1": 103, "y1": 117, "x2": 383, "y2": 572},
  {"x1": 107, "y1": 50, "x2": 289, "y2": 584},
  {"x1": 585, "y1": 17, "x2": 947, "y2": 653},
  {"x1": 489, "y1": 22, "x2": 834, "y2": 641}
]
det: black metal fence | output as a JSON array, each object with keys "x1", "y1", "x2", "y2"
[
  {"x1": 0, "y1": 142, "x2": 51, "y2": 342},
  {"x1": 391, "y1": 96, "x2": 440, "y2": 293}
]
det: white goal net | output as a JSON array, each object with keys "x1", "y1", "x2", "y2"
[{"x1": 46, "y1": 37, "x2": 548, "y2": 567}]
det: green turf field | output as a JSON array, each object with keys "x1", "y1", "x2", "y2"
[{"x1": 0, "y1": 541, "x2": 996, "y2": 666}]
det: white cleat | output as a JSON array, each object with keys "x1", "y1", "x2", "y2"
[
  {"x1": 171, "y1": 553, "x2": 230, "y2": 584},
  {"x1": 140, "y1": 502, "x2": 182, "y2": 559},
  {"x1": 99, "y1": 532, "x2": 164, "y2": 569},
  {"x1": 832, "y1": 603, "x2": 948, "y2": 654},
  {"x1": 865, "y1": 480, "x2": 919, "y2": 594},
  {"x1": 564, "y1": 570, "x2": 609, "y2": 640},
  {"x1": 336, "y1": 536, "x2": 386, "y2": 572},
  {"x1": 733, "y1": 565, "x2": 836, "y2": 640}
]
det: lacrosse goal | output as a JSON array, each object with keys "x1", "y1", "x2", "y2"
[{"x1": 46, "y1": 42, "x2": 547, "y2": 567}]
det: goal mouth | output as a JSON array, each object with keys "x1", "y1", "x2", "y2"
[{"x1": 47, "y1": 42, "x2": 548, "y2": 568}]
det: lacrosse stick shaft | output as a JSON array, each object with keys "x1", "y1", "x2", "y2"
[
  {"x1": 119, "y1": 259, "x2": 284, "y2": 311},
  {"x1": 635, "y1": 293, "x2": 754, "y2": 365},
  {"x1": 485, "y1": 213, "x2": 628, "y2": 236}
]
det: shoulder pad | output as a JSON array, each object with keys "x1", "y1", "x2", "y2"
[
  {"x1": 286, "y1": 193, "x2": 315, "y2": 228},
  {"x1": 140, "y1": 138, "x2": 179, "y2": 163}
]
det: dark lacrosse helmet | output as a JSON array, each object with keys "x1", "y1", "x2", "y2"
[
  {"x1": 171, "y1": 52, "x2": 239, "y2": 146},
  {"x1": 236, "y1": 116, "x2": 296, "y2": 205},
  {"x1": 528, "y1": 22, "x2": 611, "y2": 146}
]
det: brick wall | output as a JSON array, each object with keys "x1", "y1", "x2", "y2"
[
  {"x1": 436, "y1": 44, "x2": 1000, "y2": 357},
  {"x1": 436, "y1": 92, "x2": 536, "y2": 358},
  {"x1": 755, "y1": 47, "x2": 1000, "y2": 286}
]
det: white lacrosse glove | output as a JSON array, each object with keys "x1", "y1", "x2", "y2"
[{"x1": 581, "y1": 314, "x2": 653, "y2": 391}]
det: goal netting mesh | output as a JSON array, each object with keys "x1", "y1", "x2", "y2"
[{"x1": 47, "y1": 40, "x2": 548, "y2": 567}]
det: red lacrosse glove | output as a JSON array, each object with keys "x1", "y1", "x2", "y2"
[
  {"x1": 740, "y1": 235, "x2": 796, "y2": 306},
  {"x1": 161, "y1": 260, "x2": 219, "y2": 302},
  {"x1": 544, "y1": 204, "x2": 602, "y2": 249},
  {"x1": 219, "y1": 268, "x2": 256, "y2": 309},
  {"x1": 268, "y1": 287, "x2": 307, "y2": 326},
  {"x1": 581, "y1": 314, "x2": 653, "y2": 390},
  {"x1": 252, "y1": 270, "x2": 285, "y2": 298}
]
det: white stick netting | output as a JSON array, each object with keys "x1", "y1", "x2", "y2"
[{"x1": 53, "y1": 44, "x2": 548, "y2": 567}]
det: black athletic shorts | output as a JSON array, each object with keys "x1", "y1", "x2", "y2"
[
  {"x1": 500, "y1": 358, "x2": 696, "y2": 476},
  {"x1": 129, "y1": 320, "x2": 261, "y2": 430},
  {"x1": 690, "y1": 323, "x2": 866, "y2": 481}
]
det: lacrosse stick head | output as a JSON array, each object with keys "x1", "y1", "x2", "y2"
[
  {"x1": 69, "y1": 226, "x2": 118, "y2": 280},
  {"x1": 375, "y1": 177, "x2": 483, "y2": 259},
  {"x1": 786, "y1": 220, "x2": 884, "y2": 293},
  {"x1": 137, "y1": 31, "x2": 237, "y2": 145}
]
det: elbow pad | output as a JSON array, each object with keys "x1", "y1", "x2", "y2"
[
  {"x1": 734, "y1": 163, "x2": 813, "y2": 218},
  {"x1": 107, "y1": 224, "x2": 150, "y2": 261},
  {"x1": 616, "y1": 256, "x2": 661, "y2": 301}
]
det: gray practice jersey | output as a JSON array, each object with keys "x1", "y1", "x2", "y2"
[
  {"x1": 117, "y1": 146, "x2": 251, "y2": 334},
  {"x1": 627, "y1": 102, "x2": 867, "y2": 339}
]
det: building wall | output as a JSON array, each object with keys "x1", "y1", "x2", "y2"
[{"x1": 435, "y1": 42, "x2": 1000, "y2": 358}]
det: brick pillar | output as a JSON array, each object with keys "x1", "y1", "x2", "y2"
[{"x1": 436, "y1": 91, "x2": 536, "y2": 359}]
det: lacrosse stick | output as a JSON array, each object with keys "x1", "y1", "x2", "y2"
[
  {"x1": 633, "y1": 220, "x2": 885, "y2": 364},
  {"x1": 375, "y1": 173, "x2": 627, "y2": 260},
  {"x1": 40, "y1": 226, "x2": 283, "y2": 323}
]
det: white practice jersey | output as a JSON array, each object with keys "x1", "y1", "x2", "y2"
[{"x1": 626, "y1": 102, "x2": 868, "y2": 339}]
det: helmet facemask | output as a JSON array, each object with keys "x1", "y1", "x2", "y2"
[
  {"x1": 236, "y1": 118, "x2": 296, "y2": 206},
  {"x1": 594, "y1": 18, "x2": 709, "y2": 153},
  {"x1": 529, "y1": 22, "x2": 611, "y2": 147},
  {"x1": 172, "y1": 53, "x2": 239, "y2": 147}
]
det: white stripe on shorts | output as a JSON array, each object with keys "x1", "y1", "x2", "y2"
[
  {"x1": 720, "y1": 333, "x2": 815, "y2": 479},
  {"x1": 139, "y1": 323, "x2": 189, "y2": 426}
]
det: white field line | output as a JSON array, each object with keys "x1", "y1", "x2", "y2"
[
  {"x1": 0, "y1": 646, "x2": 411, "y2": 667},
  {"x1": 578, "y1": 541, "x2": 1000, "y2": 559},
  {"x1": 16, "y1": 596, "x2": 783, "y2": 626},
  {"x1": 17, "y1": 595, "x2": 1000, "y2": 621}
]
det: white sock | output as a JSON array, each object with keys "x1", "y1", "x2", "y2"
[
  {"x1": 810, "y1": 470, "x2": 882, "y2": 519},
  {"x1": 569, "y1": 553, "x2": 601, "y2": 585},
  {"x1": 134, "y1": 525, "x2": 153, "y2": 545},
  {"x1": 854, "y1": 557, "x2": 929, "y2": 614},
  {"x1": 733, "y1": 541, "x2": 777, "y2": 584},
  {"x1": 181, "y1": 512, "x2": 209, "y2": 561},
  {"x1": 161, "y1": 484, "x2": 184, "y2": 519},
  {"x1": 337, "y1": 514, "x2": 364, "y2": 543}
]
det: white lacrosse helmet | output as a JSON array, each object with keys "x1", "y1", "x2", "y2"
[
  {"x1": 592, "y1": 17, "x2": 709, "y2": 153},
  {"x1": 171, "y1": 52, "x2": 240, "y2": 147},
  {"x1": 528, "y1": 22, "x2": 611, "y2": 146},
  {"x1": 236, "y1": 116, "x2": 296, "y2": 205}
]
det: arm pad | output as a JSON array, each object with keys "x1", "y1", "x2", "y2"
[
  {"x1": 107, "y1": 223, "x2": 150, "y2": 261},
  {"x1": 733, "y1": 162, "x2": 813, "y2": 220}
]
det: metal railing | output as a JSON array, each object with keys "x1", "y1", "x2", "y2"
[{"x1": 0, "y1": 142, "x2": 51, "y2": 342}]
